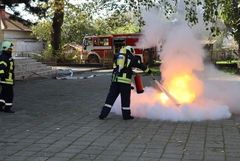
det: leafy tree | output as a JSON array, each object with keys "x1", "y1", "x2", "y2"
[
  {"x1": 61, "y1": 2, "x2": 95, "y2": 44},
  {"x1": 92, "y1": 12, "x2": 140, "y2": 35},
  {"x1": 1, "y1": 0, "x2": 48, "y2": 26},
  {"x1": 1, "y1": 0, "x2": 63, "y2": 54},
  {"x1": 32, "y1": 12, "x2": 140, "y2": 45},
  {"x1": 31, "y1": 20, "x2": 51, "y2": 44},
  {"x1": 4, "y1": 0, "x2": 240, "y2": 67},
  {"x1": 61, "y1": 3, "x2": 140, "y2": 43},
  {"x1": 87, "y1": 0, "x2": 240, "y2": 68}
]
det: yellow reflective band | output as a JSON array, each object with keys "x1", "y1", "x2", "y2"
[
  {"x1": 116, "y1": 77, "x2": 131, "y2": 84},
  {"x1": 126, "y1": 59, "x2": 131, "y2": 67},
  {"x1": 0, "y1": 61, "x2": 7, "y2": 67},
  {"x1": 6, "y1": 73, "x2": 12, "y2": 80},
  {"x1": 9, "y1": 73, "x2": 12, "y2": 78},
  {"x1": 0, "y1": 70, "x2": 4, "y2": 74},
  {"x1": 4, "y1": 81, "x2": 13, "y2": 85},
  {"x1": 138, "y1": 60, "x2": 140, "y2": 63},
  {"x1": 10, "y1": 62, "x2": 13, "y2": 70},
  {"x1": 5, "y1": 73, "x2": 13, "y2": 85},
  {"x1": 145, "y1": 68, "x2": 150, "y2": 73},
  {"x1": 112, "y1": 74, "x2": 117, "y2": 82}
]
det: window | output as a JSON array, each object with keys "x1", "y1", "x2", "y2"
[
  {"x1": 84, "y1": 38, "x2": 93, "y2": 46},
  {"x1": 93, "y1": 38, "x2": 99, "y2": 46},
  {"x1": 102, "y1": 38, "x2": 109, "y2": 46}
]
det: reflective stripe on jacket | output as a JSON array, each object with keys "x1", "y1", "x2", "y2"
[
  {"x1": 112, "y1": 53, "x2": 149, "y2": 84},
  {"x1": 0, "y1": 51, "x2": 14, "y2": 85}
]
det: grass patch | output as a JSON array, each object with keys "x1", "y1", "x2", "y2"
[{"x1": 219, "y1": 68, "x2": 238, "y2": 74}]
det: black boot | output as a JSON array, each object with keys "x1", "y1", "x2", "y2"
[
  {"x1": 123, "y1": 116, "x2": 134, "y2": 120},
  {"x1": 0, "y1": 107, "x2": 3, "y2": 112},
  {"x1": 4, "y1": 107, "x2": 15, "y2": 113},
  {"x1": 99, "y1": 115, "x2": 105, "y2": 120},
  {"x1": 99, "y1": 106, "x2": 111, "y2": 120},
  {"x1": 122, "y1": 109, "x2": 134, "y2": 120}
]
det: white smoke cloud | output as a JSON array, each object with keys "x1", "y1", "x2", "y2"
[
  {"x1": 111, "y1": 86, "x2": 231, "y2": 121},
  {"x1": 136, "y1": 10, "x2": 171, "y2": 48},
  {"x1": 110, "y1": 7, "x2": 240, "y2": 121}
]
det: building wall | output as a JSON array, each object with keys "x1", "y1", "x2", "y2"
[
  {"x1": 3, "y1": 30, "x2": 33, "y2": 39},
  {"x1": 0, "y1": 7, "x2": 46, "y2": 55},
  {"x1": 2, "y1": 30, "x2": 46, "y2": 56},
  {"x1": 10, "y1": 40, "x2": 46, "y2": 57}
]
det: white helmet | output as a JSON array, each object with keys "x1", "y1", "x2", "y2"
[
  {"x1": 125, "y1": 46, "x2": 135, "y2": 55},
  {"x1": 1, "y1": 41, "x2": 13, "y2": 51}
]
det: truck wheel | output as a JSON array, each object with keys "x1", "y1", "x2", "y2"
[{"x1": 88, "y1": 54, "x2": 99, "y2": 63}]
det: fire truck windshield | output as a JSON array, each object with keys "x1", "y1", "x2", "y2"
[
  {"x1": 83, "y1": 37, "x2": 93, "y2": 50},
  {"x1": 83, "y1": 38, "x2": 93, "y2": 46}
]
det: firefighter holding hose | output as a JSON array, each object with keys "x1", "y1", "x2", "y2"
[
  {"x1": 0, "y1": 41, "x2": 15, "y2": 113},
  {"x1": 99, "y1": 46, "x2": 153, "y2": 120}
]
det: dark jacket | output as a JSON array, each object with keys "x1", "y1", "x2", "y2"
[
  {"x1": 112, "y1": 51, "x2": 151, "y2": 84},
  {"x1": 0, "y1": 51, "x2": 14, "y2": 85}
]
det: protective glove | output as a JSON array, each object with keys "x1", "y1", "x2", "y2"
[
  {"x1": 147, "y1": 69, "x2": 153, "y2": 78},
  {"x1": 150, "y1": 72, "x2": 153, "y2": 78}
]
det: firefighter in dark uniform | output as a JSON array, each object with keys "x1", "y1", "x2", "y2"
[
  {"x1": 99, "y1": 46, "x2": 153, "y2": 120},
  {"x1": 0, "y1": 41, "x2": 15, "y2": 113}
]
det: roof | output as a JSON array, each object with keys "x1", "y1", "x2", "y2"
[
  {"x1": 200, "y1": 40, "x2": 217, "y2": 45},
  {"x1": 1, "y1": 9, "x2": 31, "y2": 31},
  {"x1": 63, "y1": 43, "x2": 83, "y2": 51}
]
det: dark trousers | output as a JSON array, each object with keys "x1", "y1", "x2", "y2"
[
  {"x1": 100, "y1": 82, "x2": 131, "y2": 119},
  {"x1": 0, "y1": 83, "x2": 14, "y2": 109}
]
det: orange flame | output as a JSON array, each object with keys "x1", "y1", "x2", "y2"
[{"x1": 159, "y1": 73, "x2": 203, "y2": 104}]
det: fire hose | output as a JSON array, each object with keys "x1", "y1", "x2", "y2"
[
  {"x1": 53, "y1": 70, "x2": 96, "y2": 80},
  {"x1": 151, "y1": 76, "x2": 180, "y2": 106},
  {"x1": 133, "y1": 70, "x2": 179, "y2": 106}
]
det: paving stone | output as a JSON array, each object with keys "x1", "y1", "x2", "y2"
[{"x1": 0, "y1": 68, "x2": 239, "y2": 160}]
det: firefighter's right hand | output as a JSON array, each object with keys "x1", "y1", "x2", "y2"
[{"x1": 147, "y1": 69, "x2": 153, "y2": 77}]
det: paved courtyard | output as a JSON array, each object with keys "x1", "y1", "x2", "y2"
[{"x1": 0, "y1": 70, "x2": 240, "y2": 161}]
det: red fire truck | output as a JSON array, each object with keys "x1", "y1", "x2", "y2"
[{"x1": 82, "y1": 33, "x2": 162, "y2": 64}]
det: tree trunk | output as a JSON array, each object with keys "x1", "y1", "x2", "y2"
[
  {"x1": 237, "y1": 6, "x2": 240, "y2": 74},
  {"x1": 51, "y1": 0, "x2": 64, "y2": 55}
]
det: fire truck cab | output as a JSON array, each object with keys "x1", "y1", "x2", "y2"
[
  {"x1": 83, "y1": 35, "x2": 112, "y2": 63},
  {"x1": 82, "y1": 33, "x2": 160, "y2": 65}
]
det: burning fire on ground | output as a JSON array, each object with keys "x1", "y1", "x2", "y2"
[
  {"x1": 111, "y1": 12, "x2": 240, "y2": 121},
  {"x1": 159, "y1": 73, "x2": 204, "y2": 105}
]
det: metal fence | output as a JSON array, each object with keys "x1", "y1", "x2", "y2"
[{"x1": 208, "y1": 50, "x2": 239, "y2": 63}]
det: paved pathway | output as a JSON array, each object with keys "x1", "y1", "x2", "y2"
[{"x1": 0, "y1": 70, "x2": 240, "y2": 161}]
